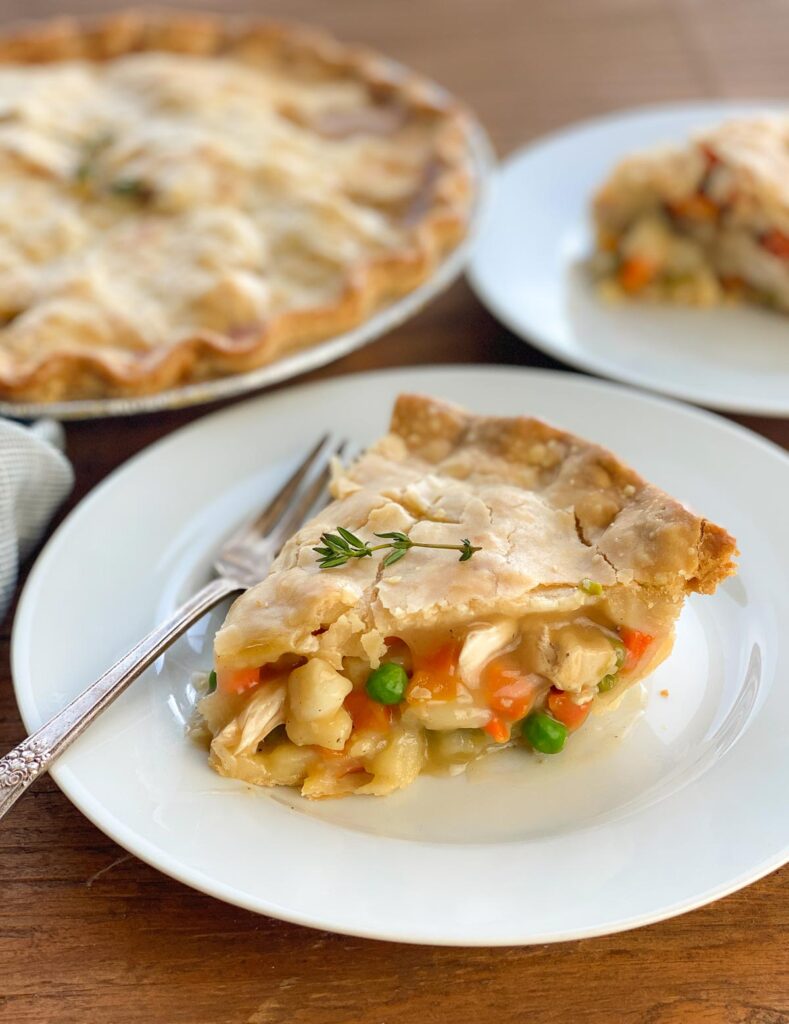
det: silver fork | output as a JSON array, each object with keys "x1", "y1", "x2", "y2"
[{"x1": 0, "y1": 435, "x2": 343, "y2": 821}]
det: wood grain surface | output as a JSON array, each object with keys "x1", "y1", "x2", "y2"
[{"x1": 1, "y1": 1, "x2": 788, "y2": 1022}]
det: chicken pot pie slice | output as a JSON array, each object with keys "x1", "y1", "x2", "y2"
[
  {"x1": 591, "y1": 115, "x2": 789, "y2": 313},
  {"x1": 0, "y1": 12, "x2": 477, "y2": 402},
  {"x1": 200, "y1": 394, "x2": 737, "y2": 799}
]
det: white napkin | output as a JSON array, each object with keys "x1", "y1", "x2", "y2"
[{"x1": 0, "y1": 419, "x2": 74, "y2": 619}]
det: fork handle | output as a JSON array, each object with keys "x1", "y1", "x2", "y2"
[{"x1": 0, "y1": 576, "x2": 242, "y2": 822}]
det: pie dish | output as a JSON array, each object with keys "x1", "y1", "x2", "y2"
[
  {"x1": 0, "y1": 12, "x2": 475, "y2": 402},
  {"x1": 200, "y1": 393, "x2": 738, "y2": 799},
  {"x1": 591, "y1": 114, "x2": 789, "y2": 313}
]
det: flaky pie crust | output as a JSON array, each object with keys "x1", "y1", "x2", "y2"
[{"x1": 215, "y1": 394, "x2": 738, "y2": 674}]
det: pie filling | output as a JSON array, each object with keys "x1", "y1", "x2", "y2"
[
  {"x1": 200, "y1": 604, "x2": 672, "y2": 798},
  {"x1": 592, "y1": 136, "x2": 789, "y2": 314}
]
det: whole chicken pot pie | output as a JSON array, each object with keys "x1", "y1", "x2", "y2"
[
  {"x1": 199, "y1": 395, "x2": 738, "y2": 799},
  {"x1": 0, "y1": 13, "x2": 475, "y2": 402},
  {"x1": 592, "y1": 115, "x2": 789, "y2": 314}
]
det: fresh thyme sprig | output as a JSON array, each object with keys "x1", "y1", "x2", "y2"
[
  {"x1": 109, "y1": 177, "x2": 154, "y2": 202},
  {"x1": 73, "y1": 130, "x2": 115, "y2": 185},
  {"x1": 313, "y1": 527, "x2": 481, "y2": 570}
]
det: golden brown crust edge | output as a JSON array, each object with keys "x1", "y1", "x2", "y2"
[
  {"x1": 693, "y1": 520, "x2": 739, "y2": 594},
  {"x1": 0, "y1": 10, "x2": 477, "y2": 403},
  {"x1": 390, "y1": 394, "x2": 738, "y2": 595}
]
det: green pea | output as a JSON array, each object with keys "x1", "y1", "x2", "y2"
[
  {"x1": 365, "y1": 662, "x2": 409, "y2": 705},
  {"x1": 580, "y1": 578, "x2": 603, "y2": 596},
  {"x1": 598, "y1": 674, "x2": 616, "y2": 693},
  {"x1": 522, "y1": 712, "x2": 568, "y2": 754},
  {"x1": 207, "y1": 670, "x2": 217, "y2": 694},
  {"x1": 612, "y1": 639, "x2": 626, "y2": 670}
]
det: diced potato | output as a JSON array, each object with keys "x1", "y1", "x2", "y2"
[
  {"x1": 287, "y1": 658, "x2": 352, "y2": 722},
  {"x1": 407, "y1": 700, "x2": 492, "y2": 730},
  {"x1": 346, "y1": 732, "x2": 388, "y2": 759},
  {"x1": 359, "y1": 725, "x2": 426, "y2": 794},
  {"x1": 286, "y1": 707, "x2": 353, "y2": 751},
  {"x1": 428, "y1": 728, "x2": 489, "y2": 766},
  {"x1": 264, "y1": 742, "x2": 318, "y2": 786}
]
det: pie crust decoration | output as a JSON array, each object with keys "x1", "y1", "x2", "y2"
[
  {"x1": 591, "y1": 115, "x2": 789, "y2": 313},
  {"x1": 0, "y1": 13, "x2": 476, "y2": 401},
  {"x1": 199, "y1": 394, "x2": 738, "y2": 799}
]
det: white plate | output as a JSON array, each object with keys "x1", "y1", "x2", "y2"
[
  {"x1": 468, "y1": 102, "x2": 789, "y2": 416},
  {"x1": 12, "y1": 366, "x2": 789, "y2": 945},
  {"x1": 0, "y1": 122, "x2": 492, "y2": 422}
]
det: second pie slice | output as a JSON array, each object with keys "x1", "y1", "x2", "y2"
[
  {"x1": 591, "y1": 115, "x2": 789, "y2": 313},
  {"x1": 200, "y1": 395, "x2": 737, "y2": 798}
]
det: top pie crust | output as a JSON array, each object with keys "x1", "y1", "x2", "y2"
[
  {"x1": 215, "y1": 394, "x2": 738, "y2": 675},
  {"x1": 0, "y1": 13, "x2": 476, "y2": 401},
  {"x1": 594, "y1": 116, "x2": 789, "y2": 235}
]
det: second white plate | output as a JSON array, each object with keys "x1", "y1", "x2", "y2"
[
  {"x1": 468, "y1": 102, "x2": 789, "y2": 416},
  {"x1": 11, "y1": 366, "x2": 789, "y2": 944}
]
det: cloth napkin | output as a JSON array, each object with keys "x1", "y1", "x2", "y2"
[{"x1": 0, "y1": 419, "x2": 74, "y2": 620}]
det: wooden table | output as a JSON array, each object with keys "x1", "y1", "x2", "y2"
[{"x1": 1, "y1": 1, "x2": 788, "y2": 1021}]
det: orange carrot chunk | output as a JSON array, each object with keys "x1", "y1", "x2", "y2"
[
  {"x1": 720, "y1": 274, "x2": 745, "y2": 293},
  {"x1": 667, "y1": 193, "x2": 718, "y2": 222},
  {"x1": 483, "y1": 717, "x2": 511, "y2": 743},
  {"x1": 618, "y1": 256, "x2": 658, "y2": 294},
  {"x1": 407, "y1": 642, "x2": 460, "y2": 702},
  {"x1": 482, "y1": 655, "x2": 538, "y2": 722},
  {"x1": 762, "y1": 229, "x2": 789, "y2": 260},
  {"x1": 547, "y1": 689, "x2": 591, "y2": 732},
  {"x1": 217, "y1": 665, "x2": 262, "y2": 695},
  {"x1": 344, "y1": 690, "x2": 393, "y2": 733},
  {"x1": 619, "y1": 627, "x2": 654, "y2": 669}
]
